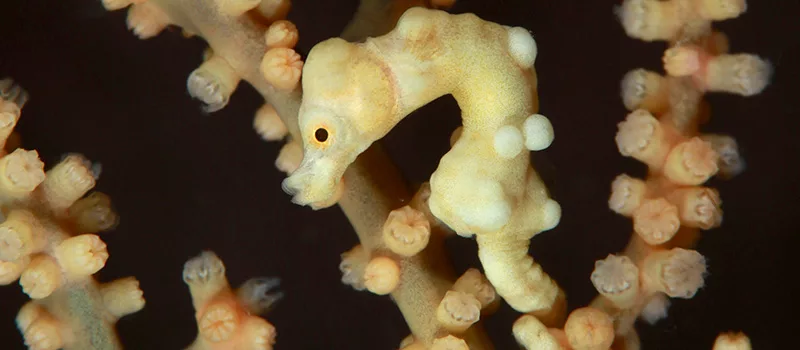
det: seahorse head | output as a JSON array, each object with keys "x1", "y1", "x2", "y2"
[{"x1": 282, "y1": 38, "x2": 398, "y2": 208}]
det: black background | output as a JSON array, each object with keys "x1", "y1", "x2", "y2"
[{"x1": 1, "y1": 0, "x2": 798, "y2": 349}]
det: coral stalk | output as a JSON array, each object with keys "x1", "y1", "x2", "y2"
[{"x1": 590, "y1": 1, "x2": 771, "y2": 343}]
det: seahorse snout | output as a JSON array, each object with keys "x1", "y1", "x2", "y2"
[{"x1": 281, "y1": 156, "x2": 342, "y2": 209}]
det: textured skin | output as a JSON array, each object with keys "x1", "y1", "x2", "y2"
[{"x1": 285, "y1": 8, "x2": 562, "y2": 313}]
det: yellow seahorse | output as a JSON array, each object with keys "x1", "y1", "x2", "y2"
[{"x1": 284, "y1": 8, "x2": 563, "y2": 314}]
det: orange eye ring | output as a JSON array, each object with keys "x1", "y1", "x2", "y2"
[{"x1": 315, "y1": 128, "x2": 329, "y2": 143}]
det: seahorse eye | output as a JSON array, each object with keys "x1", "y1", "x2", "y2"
[{"x1": 315, "y1": 128, "x2": 329, "y2": 143}]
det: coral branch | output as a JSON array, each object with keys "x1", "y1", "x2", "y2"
[
  {"x1": 0, "y1": 81, "x2": 141, "y2": 349},
  {"x1": 593, "y1": 1, "x2": 771, "y2": 343},
  {"x1": 183, "y1": 251, "x2": 280, "y2": 350}
]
